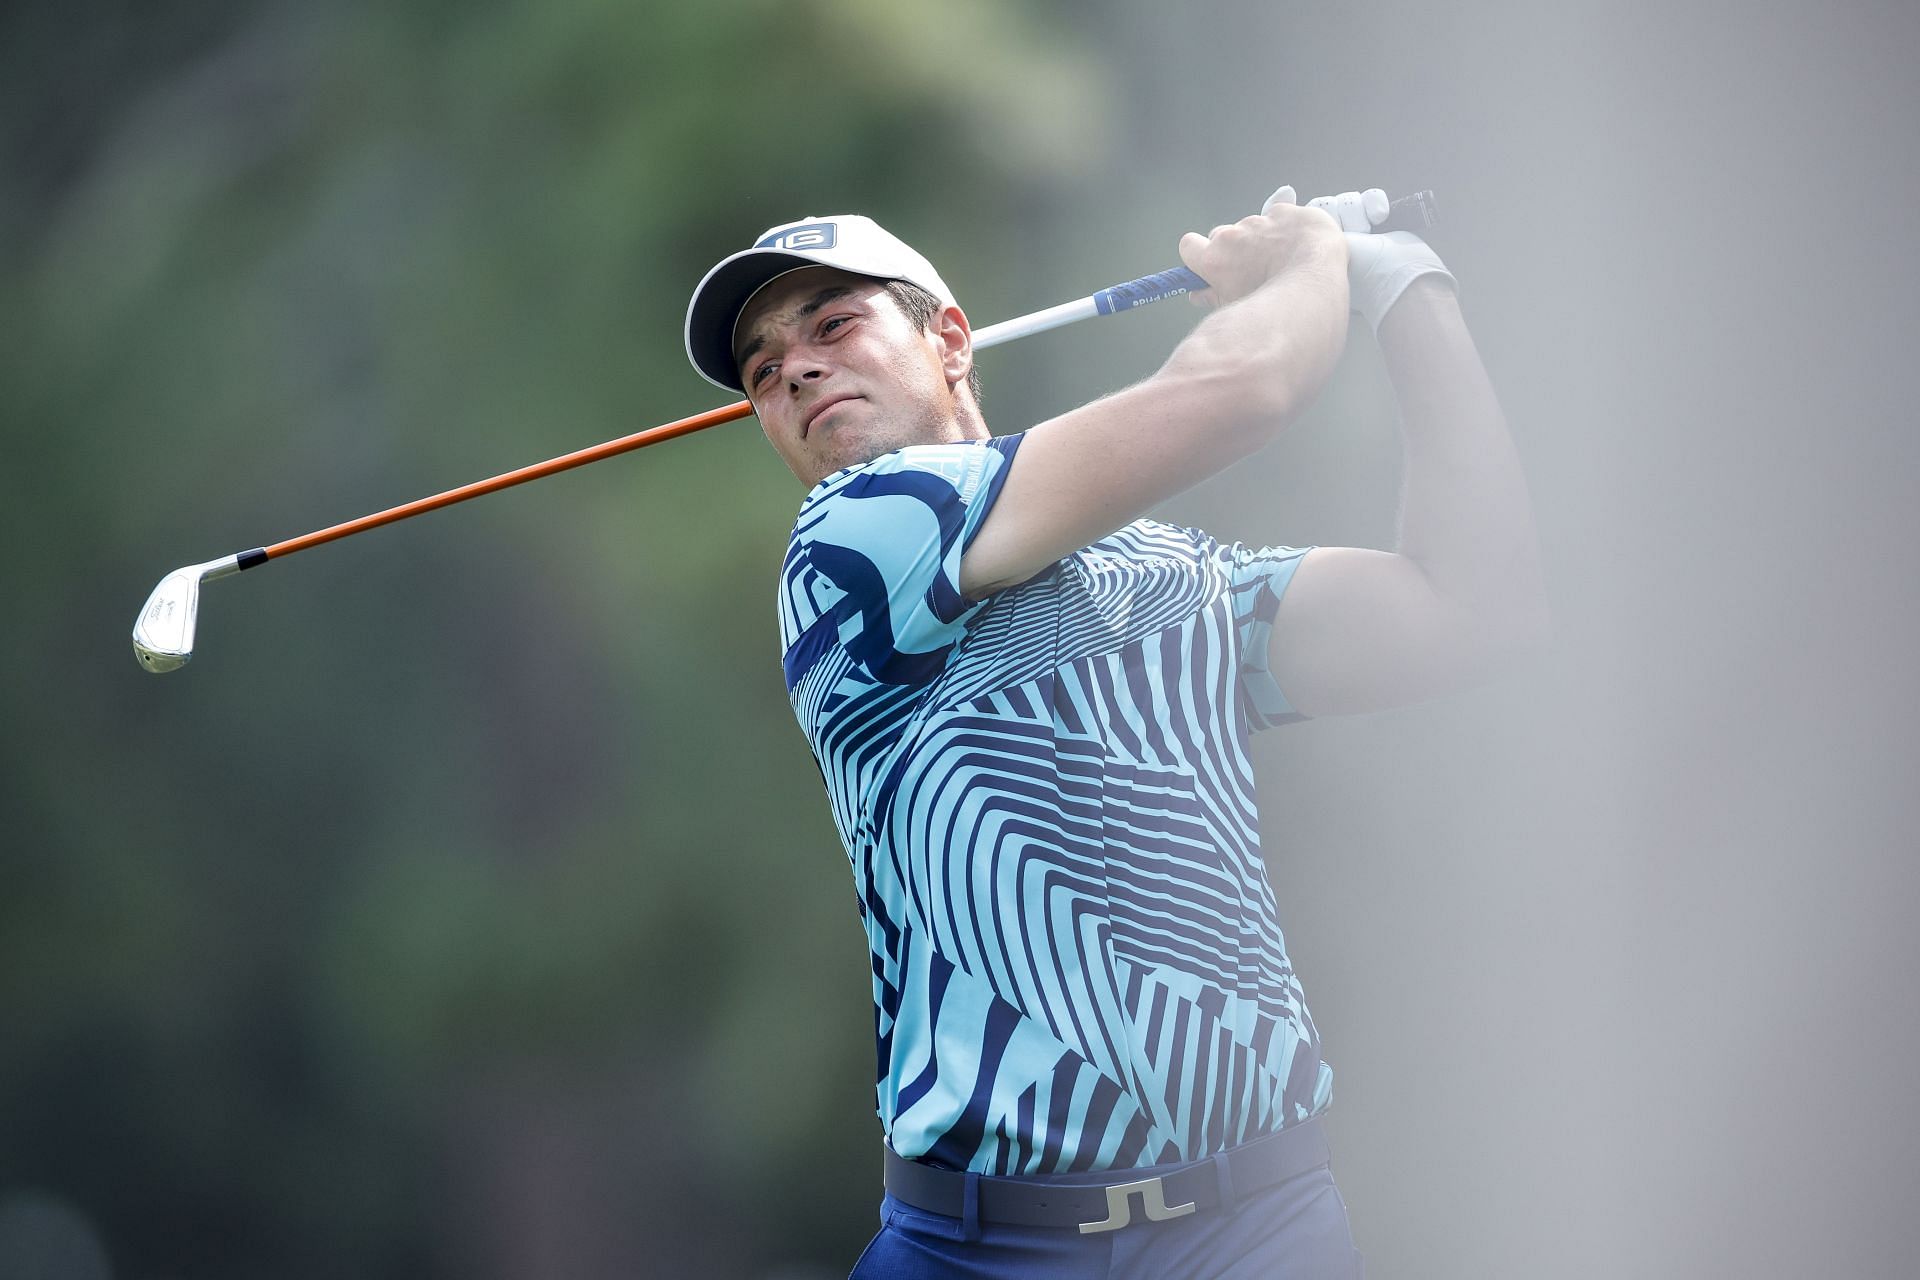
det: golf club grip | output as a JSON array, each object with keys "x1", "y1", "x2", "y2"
[
  {"x1": 1092, "y1": 268, "x2": 1205, "y2": 315},
  {"x1": 1094, "y1": 189, "x2": 1439, "y2": 314}
]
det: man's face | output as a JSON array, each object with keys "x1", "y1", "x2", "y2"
[{"x1": 734, "y1": 266, "x2": 969, "y2": 487}]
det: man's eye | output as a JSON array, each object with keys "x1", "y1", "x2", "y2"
[
  {"x1": 751, "y1": 362, "x2": 776, "y2": 387},
  {"x1": 821, "y1": 316, "x2": 849, "y2": 335}
]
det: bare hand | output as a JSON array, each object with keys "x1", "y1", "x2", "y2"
[{"x1": 1177, "y1": 186, "x2": 1347, "y2": 310}]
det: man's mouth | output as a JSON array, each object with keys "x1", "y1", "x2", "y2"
[{"x1": 802, "y1": 394, "x2": 860, "y2": 438}]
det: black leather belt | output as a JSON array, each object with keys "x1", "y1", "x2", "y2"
[{"x1": 882, "y1": 1115, "x2": 1331, "y2": 1234}]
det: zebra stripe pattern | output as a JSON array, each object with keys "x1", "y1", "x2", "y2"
[{"x1": 779, "y1": 438, "x2": 1330, "y2": 1174}]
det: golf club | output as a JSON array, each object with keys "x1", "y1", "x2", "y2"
[{"x1": 132, "y1": 189, "x2": 1438, "y2": 673}]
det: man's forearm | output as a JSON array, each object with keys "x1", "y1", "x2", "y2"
[
  {"x1": 1160, "y1": 222, "x2": 1349, "y2": 443},
  {"x1": 959, "y1": 213, "x2": 1349, "y2": 599},
  {"x1": 1377, "y1": 278, "x2": 1548, "y2": 635}
]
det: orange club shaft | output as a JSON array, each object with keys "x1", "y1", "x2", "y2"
[{"x1": 261, "y1": 399, "x2": 755, "y2": 561}]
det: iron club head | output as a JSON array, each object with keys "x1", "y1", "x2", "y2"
[{"x1": 132, "y1": 555, "x2": 243, "y2": 673}]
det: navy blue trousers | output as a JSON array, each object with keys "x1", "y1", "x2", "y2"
[{"x1": 849, "y1": 1144, "x2": 1365, "y2": 1279}]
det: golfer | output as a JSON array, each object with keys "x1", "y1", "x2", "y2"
[{"x1": 684, "y1": 186, "x2": 1546, "y2": 1278}]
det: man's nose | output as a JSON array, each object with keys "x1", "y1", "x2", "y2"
[{"x1": 785, "y1": 350, "x2": 831, "y2": 391}]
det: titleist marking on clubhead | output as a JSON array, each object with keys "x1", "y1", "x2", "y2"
[{"x1": 132, "y1": 555, "x2": 240, "y2": 673}]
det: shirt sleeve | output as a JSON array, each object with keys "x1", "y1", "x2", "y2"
[
  {"x1": 791, "y1": 436, "x2": 1023, "y2": 687},
  {"x1": 1220, "y1": 541, "x2": 1317, "y2": 731}
]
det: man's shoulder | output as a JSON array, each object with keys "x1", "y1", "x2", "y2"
[
  {"x1": 777, "y1": 438, "x2": 1023, "y2": 668},
  {"x1": 796, "y1": 436, "x2": 1022, "y2": 521}
]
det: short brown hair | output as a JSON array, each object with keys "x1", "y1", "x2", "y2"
[{"x1": 883, "y1": 280, "x2": 983, "y2": 406}]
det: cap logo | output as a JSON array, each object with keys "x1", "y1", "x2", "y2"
[{"x1": 757, "y1": 222, "x2": 838, "y2": 251}]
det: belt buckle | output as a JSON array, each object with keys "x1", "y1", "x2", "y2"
[{"x1": 1077, "y1": 1174, "x2": 1198, "y2": 1234}]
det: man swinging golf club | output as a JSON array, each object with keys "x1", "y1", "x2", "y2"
[{"x1": 683, "y1": 185, "x2": 1547, "y2": 1278}]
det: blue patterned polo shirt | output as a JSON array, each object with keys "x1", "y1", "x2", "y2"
[{"x1": 777, "y1": 435, "x2": 1330, "y2": 1175}]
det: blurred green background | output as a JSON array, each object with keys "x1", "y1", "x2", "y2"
[{"x1": 6, "y1": 1, "x2": 1918, "y2": 1276}]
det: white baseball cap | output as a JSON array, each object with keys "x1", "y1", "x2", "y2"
[{"x1": 684, "y1": 214, "x2": 958, "y2": 392}]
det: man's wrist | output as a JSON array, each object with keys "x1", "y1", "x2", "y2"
[
  {"x1": 1375, "y1": 273, "x2": 1470, "y2": 371},
  {"x1": 1346, "y1": 231, "x2": 1454, "y2": 336},
  {"x1": 1298, "y1": 228, "x2": 1352, "y2": 285},
  {"x1": 1379, "y1": 274, "x2": 1459, "y2": 327},
  {"x1": 1251, "y1": 234, "x2": 1350, "y2": 312}
]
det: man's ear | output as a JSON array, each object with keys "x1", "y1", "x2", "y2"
[{"x1": 934, "y1": 304, "x2": 973, "y2": 389}]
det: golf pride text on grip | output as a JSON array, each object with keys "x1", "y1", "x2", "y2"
[{"x1": 1094, "y1": 268, "x2": 1204, "y2": 315}]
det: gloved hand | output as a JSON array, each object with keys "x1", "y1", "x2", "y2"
[{"x1": 1266, "y1": 185, "x2": 1457, "y2": 335}]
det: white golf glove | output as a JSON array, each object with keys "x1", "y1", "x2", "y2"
[{"x1": 1266, "y1": 185, "x2": 1457, "y2": 335}]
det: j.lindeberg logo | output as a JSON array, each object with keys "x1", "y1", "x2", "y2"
[{"x1": 758, "y1": 222, "x2": 838, "y2": 251}]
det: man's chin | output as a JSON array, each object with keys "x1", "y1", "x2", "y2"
[
  {"x1": 816, "y1": 432, "x2": 915, "y2": 479},
  {"x1": 797, "y1": 419, "x2": 947, "y2": 487}
]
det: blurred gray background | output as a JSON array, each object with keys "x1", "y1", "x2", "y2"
[{"x1": 4, "y1": 0, "x2": 1916, "y2": 1275}]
